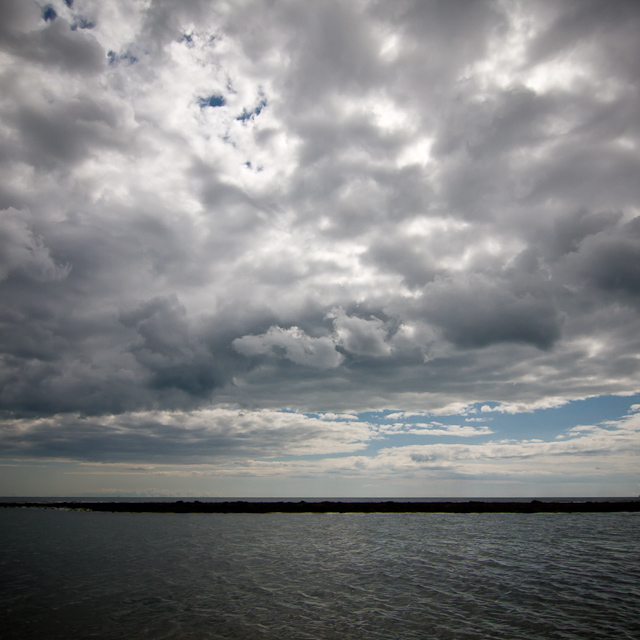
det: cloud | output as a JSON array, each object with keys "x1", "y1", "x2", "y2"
[
  {"x1": 562, "y1": 217, "x2": 640, "y2": 296},
  {"x1": 0, "y1": 1, "x2": 104, "y2": 74},
  {"x1": 480, "y1": 398, "x2": 572, "y2": 415},
  {"x1": 423, "y1": 275, "x2": 562, "y2": 350},
  {"x1": 331, "y1": 307, "x2": 392, "y2": 357},
  {"x1": 228, "y1": 406, "x2": 640, "y2": 481},
  {"x1": 0, "y1": 407, "x2": 374, "y2": 463},
  {"x1": 233, "y1": 326, "x2": 343, "y2": 369},
  {"x1": 0, "y1": 208, "x2": 70, "y2": 281},
  {"x1": 120, "y1": 294, "x2": 225, "y2": 396},
  {"x1": 77, "y1": 402, "x2": 636, "y2": 488},
  {"x1": 378, "y1": 422, "x2": 493, "y2": 437},
  {"x1": 0, "y1": 0, "x2": 639, "y2": 486}
]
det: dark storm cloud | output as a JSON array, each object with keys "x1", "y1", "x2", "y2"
[
  {"x1": 422, "y1": 276, "x2": 562, "y2": 350},
  {"x1": 11, "y1": 96, "x2": 126, "y2": 168},
  {"x1": 0, "y1": 0, "x2": 104, "y2": 73},
  {"x1": 0, "y1": 208, "x2": 69, "y2": 282},
  {"x1": 563, "y1": 217, "x2": 640, "y2": 296},
  {"x1": 120, "y1": 295, "x2": 228, "y2": 397},
  {"x1": 526, "y1": 0, "x2": 640, "y2": 81},
  {"x1": 0, "y1": 409, "x2": 373, "y2": 462},
  {"x1": 1, "y1": 0, "x2": 639, "y2": 464},
  {"x1": 363, "y1": 236, "x2": 437, "y2": 290}
]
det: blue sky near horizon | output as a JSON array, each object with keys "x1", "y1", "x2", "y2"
[
  {"x1": 1, "y1": 0, "x2": 639, "y2": 497},
  {"x1": 2, "y1": 393, "x2": 638, "y2": 498},
  {"x1": 287, "y1": 393, "x2": 640, "y2": 458}
]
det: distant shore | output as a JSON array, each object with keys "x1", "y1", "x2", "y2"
[{"x1": 2, "y1": 500, "x2": 640, "y2": 514}]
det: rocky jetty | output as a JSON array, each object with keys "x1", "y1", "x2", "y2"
[{"x1": 2, "y1": 500, "x2": 639, "y2": 514}]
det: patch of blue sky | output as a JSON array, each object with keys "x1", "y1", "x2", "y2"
[
  {"x1": 71, "y1": 17, "x2": 95, "y2": 31},
  {"x1": 42, "y1": 5, "x2": 57, "y2": 22},
  {"x1": 298, "y1": 392, "x2": 640, "y2": 458},
  {"x1": 199, "y1": 94, "x2": 225, "y2": 109},
  {"x1": 475, "y1": 393, "x2": 640, "y2": 440},
  {"x1": 236, "y1": 98, "x2": 267, "y2": 122},
  {"x1": 359, "y1": 431, "x2": 493, "y2": 456},
  {"x1": 108, "y1": 50, "x2": 138, "y2": 66}
]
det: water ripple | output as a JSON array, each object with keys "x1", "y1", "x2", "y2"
[{"x1": 1, "y1": 511, "x2": 639, "y2": 639}]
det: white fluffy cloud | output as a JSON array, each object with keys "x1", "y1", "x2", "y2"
[
  {"x1": 331, "y1": 307, "x2": 393, "y2": 357},
  {"x1": 200, "y1": 406, "x2": 640, "y2": 483},
  {"x1": 378, "y1": 422, "x2": 493, "y2": 437},
  {"x1": 233, "y1": 326, "x2": 343, "y2": 369}
]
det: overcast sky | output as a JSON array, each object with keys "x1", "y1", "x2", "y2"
[{"x1": 1, "y1": 0, "x2": 639, "y2": 497}]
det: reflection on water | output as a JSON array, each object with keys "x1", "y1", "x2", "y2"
[{"x1": 1, "y1": 510, "x2": 639, "y2": 639}]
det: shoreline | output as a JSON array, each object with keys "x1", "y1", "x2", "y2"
[{"x1": 2, "y1": 500, "x2": 640, "y2": 514}]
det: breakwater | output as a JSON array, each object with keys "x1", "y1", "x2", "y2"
[{"x1": 3, "y1": 500, "x2": 639, "y2": 513}]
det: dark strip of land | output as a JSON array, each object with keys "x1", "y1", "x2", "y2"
[{"x1": 2, "y1": 500, "x2": 639, "y2": 514}]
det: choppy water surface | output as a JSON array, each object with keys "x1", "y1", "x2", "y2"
[{"x1": 1, "y1": 510, "x2": 638, "y2": 639}]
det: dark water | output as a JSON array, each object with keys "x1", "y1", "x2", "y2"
[{"x1": 1, "y1": 510, "x2": 638, "y2": 639}]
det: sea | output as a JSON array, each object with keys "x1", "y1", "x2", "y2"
[{"x1": 1, "y1": 500, "x2": 639, "y2": 639}]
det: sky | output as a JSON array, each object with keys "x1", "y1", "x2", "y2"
[{"x1": 1, "y1": 0, "x2": 639, "y2": 498}]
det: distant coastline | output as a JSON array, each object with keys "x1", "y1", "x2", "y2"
[{"x1": 2, "y1": 500, "x2": 639, "y2": 514}]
